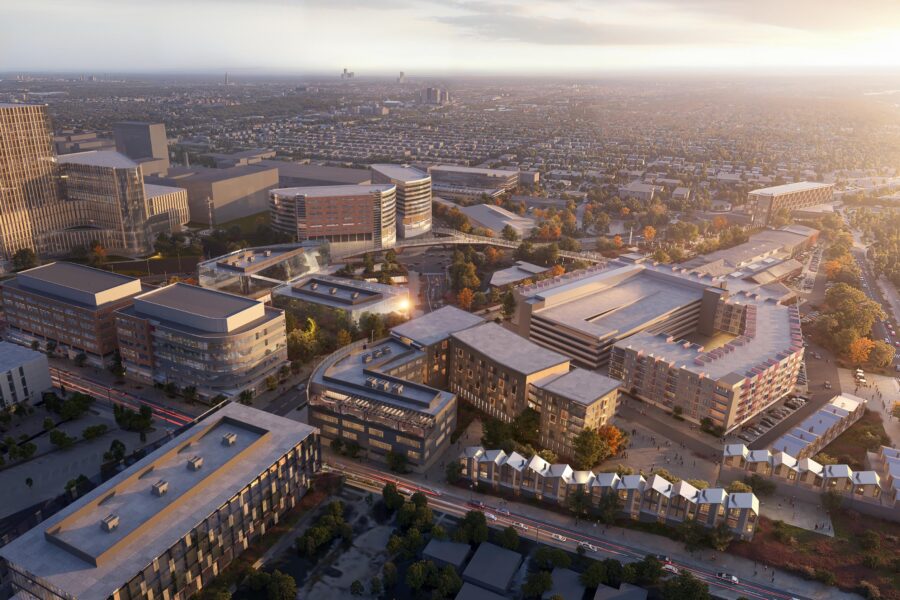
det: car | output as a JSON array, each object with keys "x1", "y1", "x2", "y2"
[
  {"x1": 824, "y1": 381, "x2": 832, "y2": 389},
  {"x1": 716, "y1": 572, "x2": 740, "y2": 584},
  {"x1": 512, "y1": 521, "x2": 529, "y2": 531},
  {"x1": 655, "y1": 554, "x2": 673, "y2": 563},
  {"x1": 485, "y1": 513, "x2": 498, "y2": 521},
  {"x1": 579, "y1": 542, "x2": 599, "y2": 553},
  {"x1": 550, "y1": 533, "x2": 567, "y2": 542},
  {"x1": 498, "y1": 507, "x2": 510, "y2": 515},
  {"x1": 662, "y1": 564, "x2": 679, "y2": 575},
  {"x1": 858, "y1": 378, "x2": 867, "y2": 385}
]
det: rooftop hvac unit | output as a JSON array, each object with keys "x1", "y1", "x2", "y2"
[
  {"x1": 352, "y1": 291, "x2": 360, "y2": 299},
  {"x1": 373, "y1": 349, "x2": 383, "y2": 358},
  {"x1": 382, "y1": 347, "x2": 391, "y2": 355},
  {"x1": 311, "y1": 282, "x2": 318, "y2": 290},
  {"x1": 363, "y1": 353, "x2": 372, "y2": 363},
  {"x1": 188, "y1": 456, "x2": 204, "y2": 471},
  {"x1": 330, "y1": 287, "x2": 338, "y2": 295},
  {"x1": 101, "y1": 514, "x2": 120, "y2": 532},
  {"x1": 264, "y1": 250, "x2": 272, "y2": 257},
  {"x1": 392, "y1": 383, "x2": 404, "y2": 394},
  {"x1": 152, "y1": 480, "x2": 169, "y2": 497},
  {"x1": 222, "y1": 432, "x2": 238, "y2": 446}
]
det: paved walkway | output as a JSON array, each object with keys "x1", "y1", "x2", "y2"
[{"x1": 837, "y1": 367, "x2": 900, "y2": 448}]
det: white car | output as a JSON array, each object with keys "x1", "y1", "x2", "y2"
[
  {"x1": 662, "y1": 564, "x2": 679, "y2": 575},
  {"x1": 512, "y1": 521, "x2": 529, "y2": 531},
  {"x1": 550, "y1": 533, "x2": 567, "y2": 542},
  {"x1": 485, "y1": 513, "x2": 497, "y2": 521},
  {"x1": 579, "y1": 542, "x2": 599, "y2": 553},
  {"x1": 716, "y1": 572, "x2": 739, "y2": 584}
]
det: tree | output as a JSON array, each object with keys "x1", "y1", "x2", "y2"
[
  {"x1": 581, "y1": 559, "x2": 613, "y2": 587},
  {"x1": 436, "y1": 565, "x2": 463, "y2": 598},
  {"x1": 662, "y1": 571, "x2": 710, "y2": 600},
  {"x1": 868, "y1": 340, "x2": 896, "y2": 367},
  {"x1": 522, "y1": 571, "x2": 552, "y2": 598},
  {"x1": 567, "y1": 487, "x2": 591, "y2": 519},
  {"x1": 182, "y1": 385, "x2": 198, "y2": 403},
  {"x1": 349, "y1": 580, "x2": 364, "y2": 596},
  {"x1": 612, "y1": 235, "x2": 623, "y2": 248},
  {"x1": 382, "y1": 561, "x2": 398, "y2": 588},
  {"x1": 643, "y1": 225, "x2": 656, "y2": 243},
  {"x1": 847, "y1": 337, "x2": 875, "y2": 365},
  {"x1": 597, "y1": 424, "x2": 627, "y2": 455},
  {"x1": 445, "y1": 461, "x2": 463, "y2": 483},
  {"x1": 549, "y1": 264, "x2": 565, "y2": 277},
  {"x1": 238, "y1": 390, "x2": 254, "y2": 405},
  {"x1": 501, "y1": 291, "x2": 517, "y2": 318},
  {"x1": 501, "y1": 224, "x2": 520, "y2": 241},
  {"x1": 336, "y1": 329, "x2": 352, "y2": 348},
  {"x1": 573, "y1": 428, "x2": 611, "y2": 470},
  {"x1": 12, "y1": 248, "x2": 37, "y2": 271},
  {"x1": 708, "y1": 521, "x2": 734, "y2": 551},
  {"x1": 266, "y1": 570, "x2": 297, "y2": 600},
  {"x1": 369, "y1": 576, "x2": 382, "y2": 595},
  {"x1": 49, "y1": 429, "x2": 76, "y2": 449},
  {"x1": 630, "y1": 555, "x2": 663, "y2": 586},
  {"x1": 103, "y1": 439, "x2": 126, "y2": 463},
  {"x1": 457, "y1": 287, "x2": 475, "y2": 310},
  {"x1": 455, "y1": 510, "x2": 489, "y2": 544},
  {"x1": 532, "y1": 546, "x2": 571, "y2": 570},
  {"x1": 405, "y1": 560, "x2": 434, "y2": 591},
  {"x1": 595, "y1": 492, "x2": 622, "y2": 525},
  {"x1": 822, "y1": 490, "x2": 843, "y2": 513},
  {"x1": 726, "y1": 481, "x2": 752, "y2": 493},
  {"x1": 497, "y1": 525, "x2": 520, "y2": 551},
  {"x1": 25, "y1": 477, "x2": 33, "y2": 488},
  {"x1": 381, "y1": 483, "x2": 405, "y2": 512}
]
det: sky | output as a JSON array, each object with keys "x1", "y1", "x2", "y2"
[{"x1": 3, "y1": 0, "x2": 900, "y2": 75}]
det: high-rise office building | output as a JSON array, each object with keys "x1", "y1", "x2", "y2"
[
  {"x1": 113, "y1": 121, "x2": 170, "y2": 175},
  {"x1": 0, "y1": 103, "x2": 60, "y2": 259},
  {"x1": 370, "y1": 164, "x2": 432, "y2": 238},
  {"x1": 269, "y1": 184, "x2": 397, "y2": 253}
]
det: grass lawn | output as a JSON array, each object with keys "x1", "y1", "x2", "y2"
[
  {"x1": 729, "y1": 513, "x2": 900, "y2": 599},
  {"x1": 819, "y1": 409, "x2": 890, "y2": 469},
  {"x1": 218, "y1": 211, "x2": 271, "y2": 234}
]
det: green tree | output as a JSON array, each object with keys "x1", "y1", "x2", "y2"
[
  {"x1": 663, "y1": 571, "x2": 710, "y2": 600},
  {"x1": 581, "y1": 559, "x2": 610, "y2": 587},
  {"x1": 445, "y1": 461, "x2": 463, "y2": 483},
  {"x1": 496, "y1": 525, "x2": 520, "y2": 551},
  {"x1": 265, "y1": 570, "x2": 297, "y2": 600},
  {"x1": 522, "y1": 571, "x2": 553, "y2": 598},
  {"x1": 25, "y1": 477, "x2": 33, "y2": 488},
  {"x1": 369, "y1": 577, "x2": 382, "y2": 595},
  {"x1": 12, "y1": 248, "x2": 38, "y2": 271},
  {"x1": 386, "y1": 450, "x2": 409, "y2": 473},
  {"x1": 708, "y1": 521, "x2": 734, "y2": 551},
  {"x1": 405, "y1": 560, "x2": 435, "y2": 591},
  {"x1": 501, "y1": 291, "x2": 517, "y2": 318},
  {"x1": 381, "y1": 483, "x2": 405, "y2": 512},
  {"x1": 726, "y1": 480, "x2": 752, "y2": 493},
  {"x1": 532, "y1": 546, "x2": 571, "y2": 570},
  {"x1": 594, "y1": 492, "x2": 622, "y2": 525},
  {"x1": 349, "y1": 580, "x2": 364, "y2": 596},
  {"x1": 454, "y1": 510, "x2": 489, "y2": 544},
  {"x1": 573, "y1": 428, "x2": 611, "y2": 470},
  {"x1": 501, "y1": 224, "x2": 520, "y2": 241},
  {"x1": 238, "y1": 390, "x2": 254, "y2": 405},
  {"x1": 868, "y1": 340, "x2": 896, "y2": 367},
  {"x1": 382, "y1": 561, "x2": 398, "y2": 588}
]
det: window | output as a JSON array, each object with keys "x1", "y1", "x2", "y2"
[
  {"x1": 368, "y1": 427, "x2": 384, "y2": 438},
  {"x1": 371, "y1": 439, "x2": 392, "y2": 451}
]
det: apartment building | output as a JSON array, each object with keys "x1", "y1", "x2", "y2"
[
  {"x1": 609, "y1": 289, "x2": 803, "y2": 433},
  {"x1": 449, "y1": 322, "x2": 571, "y2": 421},
  {"x1": 0, "y1": 263, "x2": 146, "y2": 366},
  {"x1": 371, "y1": 164, "x2": 433, "y2": 238},
  {"x1": 115, "y1": 283, "x2": 287, "y2": 400},
  {"x1": 531, "y1": 369, "x2": 619, "y2": 459},
  {"x1": 269, "y1": 184, "x2": 397, "y2": 253},
  {"x1": 0, "y1": 403, "x2": 319, "y2": 600},
  {"x1": 0, "y1": 341, "x2": 52, "y2": 409},
  {"x1": 747, "y1": 181, "x2": 834, "y2": 226},
  {"x1": 459, "y1": 447, "x2": 759, "y2": 540},
  {"x1": 308, "y1": 337, "x2": 457, "y2": 472}
]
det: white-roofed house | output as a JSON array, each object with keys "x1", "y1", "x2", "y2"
[
  {"x1": 460, "y1": 446, "x2": 485, "y2": 479},
  {"x1": 746, "y1": 450, "x2": 773, "y2": 475},
  {"x1": 798, "y1": 457, "x2": 824, "y2": 487},
  {"x1": 772, "y1": 452, "x2": 800, "y2": 482},
  {"x1": 851, "y1": 471, "x2": 881, "y2": 499},
  {"x1": 668, "y1": 480, "x2": 700, "y2": 524},
  {"x1": 723, "y1": 444, "x2": 749, "y2": 469},
  {"x1": 523, "y1": 454, "x2": 551, "y2": 497},
  {"x1": 695, "y1": 488, "x2": 728, "y2": 527},
  {"x1": 567, "y1": 470, "x2": 595, "y2": 501},
  {"x1": 617, "y1": 475, "x2": 646, "y2": 519},
  {"x1": 499, "y1": 451, "x2": 529, "y2": 492},
  {"x1": 477, "y1": 449, "x2": 508, "y2": 487},
  {"x1": 591, "y1": 472, "x2": 621, "y2": 505},
  {"x1": 725, "y1": 493, "x2": 760, "y2": 540},
  {"x1": 541, "y1": 463, "x2": 574, "y2": 501},
  {"x1": 823, "y1": 464, "x2": 853, "y2": 492},
  {"x1": 641, "y1": 474, "x2": 675, "y2": 522}
]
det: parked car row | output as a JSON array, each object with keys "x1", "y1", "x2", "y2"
[{"x1": 735, "y1": 396, "x2": 808, "y2": 444}]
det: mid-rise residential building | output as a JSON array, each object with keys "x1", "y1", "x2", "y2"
[
  {"x1": 0, "y1": 103, "x2": 60, "y2": 259},
  {"x1": 0, "y1": 402, "x2": 319, "y2": 600},
  {"x1": 308, "y1": 337, "x2": 457, "y2": 472},
  {"x1": 370, "y1": 164, "x2": 432, "y2": 238},
  {"x1": 429, "y1": 165, "x2": 518, "y2": 194},
  {"x1": 747, "y1": 181, "x2": 834, "y2": 226},
  {"x1": 115, "y1": 283, "x2": 287, "y2": 400},
  {"x1": 274, "y1": 274, "x2": 410, "y2": 323},
  {"x1": 459, "y1": 447, "x2": 759, "y2": 540},
  {"x1": 0, "y1": 263, "x2": 146, "y2": 366},
  {"x1": 113, "y1": 121, "x2": 170, "y2": 176},
  {"x1": 269, "y1": 184, "x2": 397, "y2": 253},
  {"x1": 0, "y1": 341, "x2": 52, "y2": 409}
]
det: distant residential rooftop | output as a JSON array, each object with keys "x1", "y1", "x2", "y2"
[
  {"x1": 10, "y1": 262, "x2": 142, "y2": 308},
  {"x1": 57, "y1": 150, "x2": 138, "y2": 169},
  {"x1": 371, "y1": 163, "x2": 430, "y2": 182},
  {"x1": 452, "y1": 322, "x2": 569, "y2": 375},
  {"x1": 750, "y1": 181, "x2": 833, "y2": 196},
  {"x1": 0, "y1": 341, "x2": 47, "y2": 372},
  {"x1": 270, "y1": 184, "x2": 394, "y2": 197},
  {"x1": 390, "y1": 306, "x2": 483, "y2": 347},
  {"x1": 0, "y1": 403, "x2": 317, "y2": 600}
]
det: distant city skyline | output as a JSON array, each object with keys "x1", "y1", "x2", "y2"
[{"x1": 3, "y1": 0, "x2": 900, "y2": 74}]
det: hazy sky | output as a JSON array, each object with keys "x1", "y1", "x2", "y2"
[{"x1": 4, "y1": 0, "x2": 900, "y2": 74}]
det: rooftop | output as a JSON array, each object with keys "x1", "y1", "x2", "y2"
[
  {"x1": 489, "y1": 261, "x2": 548, "y2": 287},
  {"x1": 159, "y1": 164, "x2": 277, "y2": 183},
  {"x1": 390, "y1": 306, "x2": 483, "y2": 347},
  {"x1": 543, "y1": 567, "x2": 585, "y2": 600},
  {"x1": 750, "y1": 181, "x2": 834, "y2": 196},
  {"x1": 11, "y1": 262, "x2": 142, "y2": 308},
  {"x1": 535, "y1": 368, "x2": 620, "y2": 406},
  {"x1": 459, "y1": 203, "x2": 535, "y2": 235},
  {"x1": 257, "y1": 160, "x2": 371, "y2": 185},
  {"x1": 143, "y1": 183, "x2": 186, "y2": 199},
  {"x1": 0, "y1": 341, "x2": 47, "y2": 372},
  {"x1": 57, "y1": 150, "x2": 137, "y2": 169},
  {"x1": 462, "y1": 542, "x2": 523, "y2": 592},
  {"x1": 455, "y1": 583, "x2": 508, "y2": 600},
  {"x1": 451, "y1": 322, "x2": 570, "y2": 375},
  {"x1": 131, "y1": 283, "x2": 272, "y2": 334},
  {"x1": 431, "y1": 164, "x2": 518, "y2": 177},
  {"x1": 0, "y1": 403, "x2": 317, "y2": 600},
  {"x1": 370, "y1": 163, "x2": 430, "y2": 182},
  {"x1": 278, "y1": 275, "x2": 406, "y2": 309},
  {"x1": 270, "y1": 184, "x2": 394, "y2": 198},
  {"x1": 423, "y1": 539, "x2": 470, "y2": 569}
]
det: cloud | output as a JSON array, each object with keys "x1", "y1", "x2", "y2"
[{"x1": 669, "y1": 0, "x2": 900, "y2": 32}]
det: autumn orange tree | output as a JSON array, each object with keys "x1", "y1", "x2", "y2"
[
  {"x1": 613, "y1": 235, "x2": 623, "y2": 248},
  {"x1": 549, "y1": 264, "x2": 565, "y2": 277},
  {"x1": 597, "y1": 424, "x2": 627, "y2": 455},
  {"x1": 457, "y1": 288, "x2": 475, "y2": 311},
  {"x1": 846, "y1": 337, "x2": 875, "y2": 365},
  {"x1": 643, "y1": 225, "x2": 656, "y2": 243}
]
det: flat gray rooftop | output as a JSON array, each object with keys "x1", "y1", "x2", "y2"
[
  {"x1": 135, "y1": 283, "x2": 258, "y2": 320},
  {"x1": 17, "y1": 262, "x2": 137, "y2": 296},
  {"x1": 162, "y1": 165, "x2": 276, "y2": 183},
  {"x1": 431, "y1": 165, "x2": 517, "y2": 177},
  {"x1": 270, "y1": 184, "x2": 394, "y2": 198},
  {"x1": 455, "y1": 583, "x2": 507, "y2": 600},
  {"x1": 535, "y1": 369, "x2": 619, "y2": 406},
  {"x1": 57, "y1": 151, "x2": 137, "y2": 169},
  {"x1": 460, "y1": 203, "x2": 535, "y2": 235},
  {"x1": 390, "y1": 306, "x2": 483, "y2": 347},
  {"x1": 452, "y1": 322, "x2": 569, "y2": 375},
  {"x1": 0, "y1": 341, "x2": 46, "y2": 372},
  {"x1": 371, "y1": 163, "x2": 430, "y2": 182},
  {"x1": 258, "y1": 160, "x2": 372, "y2": 184},
  {"x1": 143, "y1": 183, "x2": 186, "y2": 198},
  {"x1": 0, "y1": 403, "x2": 317, "y2": 600},
  {"x1": 462, "y1": 542, "x2": 522, "y2": 593},
  {"x1": 750, "y1": 181, "x2": 833, "y2": 196}
]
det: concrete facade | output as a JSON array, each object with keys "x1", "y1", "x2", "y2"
[{"x1": 0, "y1": 341, "x2": 52, "y2": 409}]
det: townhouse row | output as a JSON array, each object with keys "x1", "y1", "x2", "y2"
[{"x1": 460, "y1": 446, "x2": 759, "y2": 540}]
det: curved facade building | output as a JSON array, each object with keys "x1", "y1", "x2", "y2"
[
  {"x1": 270, "y1": 184, "x2": 396, "y2": 253},
  {"x1": 371, "y1": 164, "x2": 432, "y2": 238}
]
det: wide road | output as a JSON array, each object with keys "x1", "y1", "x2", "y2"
[
  {"x1": 326, "y1": 458, "x2": 813, "y2": 600},
  {"x1": 50, "y1": 366, "x2": 193, "y2": 427}
]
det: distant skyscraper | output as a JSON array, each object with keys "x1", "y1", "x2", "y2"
[
  {"x1": 341, "y1": 67, "x2": 355, "y2": 79},
  {"x1": 397, "y1": 71, "x2": 406, "y2": 84},
  {"x1": 421, "y1": 87, "x2": 450, "y2": 105},
  {"x1": 113, "y1": 121, "x2": 170, "y2": 175}
]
